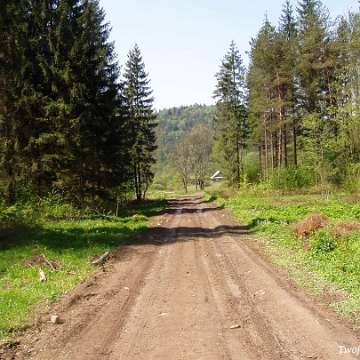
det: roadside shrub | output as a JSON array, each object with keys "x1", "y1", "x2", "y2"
[
  {"x1": 309, "y1": 229, "x2": 337, "y2": 255},
  {"x1": 269, "y1": 165, "x2": 314, "y2": 191},
  {"x1": 342, "y1": 163, "x2": 360, "y2": 193},
  {"x1": 243, "y1": 155, "x2": 261, "y2": 185}
]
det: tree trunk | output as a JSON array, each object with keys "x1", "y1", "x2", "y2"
[
  {"x1": 293, "y1": 120, "x2": 298, "y2": 167},
  {"x1": 236, "y1": 131, "x2": 240, "y2": 189},
  {"x1": 264, "y1": 113, "x2": 269, "y2": 181}
]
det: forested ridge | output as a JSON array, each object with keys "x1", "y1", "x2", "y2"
[{"x1": 153, "y1": 104, "x2": 216, "y2": 190}]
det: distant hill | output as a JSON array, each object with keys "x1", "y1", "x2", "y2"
[{"x1": 153, "y1": 104, "x2": 216, "y2": 185}]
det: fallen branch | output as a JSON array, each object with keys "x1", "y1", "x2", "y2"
[
  {"x1": 90, "y1": 251, "x2": 110, "y2": 266},
  {"x1": 42, "y1": 254, "x2": 56, "y2": 271}
]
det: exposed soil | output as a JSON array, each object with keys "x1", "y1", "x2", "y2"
[{"x1": 1, "y1": 194, "x2": 359, "y2": 359}]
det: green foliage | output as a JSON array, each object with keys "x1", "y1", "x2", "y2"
[
  {"x1": 245, "y1": 1, "x2": 360, "y2": 193},
  {"x1": 149, "y1": 183, "x2": 165, "y2": 191},
  {"x1": 309, "y1": 229, "x2": 337, "y2": 255},
  {"x1": 0, "y1": 0, "x2": 139, "y2": 207},
  {"x1": 170, "y1": 123, "x2": 214, "y2": 192},
  {"x1": 342, "y1": 163, "x2": 360, "y2": 193},
  {"x1": 241, "y1": 152, "x2": 260, "y2": 185},
  {"x1": 268, "y1": 165, "x2": 314, "y2": 191}
]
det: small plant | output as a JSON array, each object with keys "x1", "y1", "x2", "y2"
[{"x1": 309, "y1": 229, "x2": 337, "y2": 255}]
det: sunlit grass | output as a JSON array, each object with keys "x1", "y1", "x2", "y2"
[
  {"x1": 0, "y1": 198, "x2": 169, "y2": 340},
  {"x1": 208, "y1": 189, "x2": 360, "y2": 325}
]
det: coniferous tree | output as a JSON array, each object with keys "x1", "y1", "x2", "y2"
[
  {"x1": 334, "y1": 10, "x2": 360, "y2": 187},
  {"x1": 247, "y1": 18, "x2": 278, "y2": 181},
  {"x1": 62, "y1": 0, "x2": 123, "y2": 205},
  {"x1": 123, "y1": 44, "x2": 157, "y2": 201},
  {"x1": 213, "y1": 41, "x2": 249, "y2": 189},
  {"x1": 296, "y1": 0, "x2": 336, "y2": 185},
  {"x1": 248, "y1": 8, "x2": 299, "y2": 184},
  {"x1": 278, "y1": 0, "x2": 298, "y2": 167},
  {"x1": 0, "y1": 0, "x2": 126, "y2": 206},
  {"x1": 0, "y1": 0, "x2": 27, "y2": 203},
  {"x1": 16, "y1": 0, "x2": 54, "y2": 197}
]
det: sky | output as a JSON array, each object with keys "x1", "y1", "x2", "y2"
[{"x1": 100, "y1": 0, "x2": 359, "y2": 110}]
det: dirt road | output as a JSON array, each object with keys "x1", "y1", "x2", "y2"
[{"x1": 8, "y1": 194, "x2": 360, "y2": 359}]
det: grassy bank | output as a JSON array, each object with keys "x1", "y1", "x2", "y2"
[
  {"x1": 208, "y1": 188, "x2": 360, "y2": 325},
  {"x1": 0, "y1": 198, "x2": 168, "y2": 340}
]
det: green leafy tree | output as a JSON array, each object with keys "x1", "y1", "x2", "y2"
[
  {"x1": 172, "y1": 139, "x2": 191, "y2": 193},
  {"x1": 188, "y1": 123, "x2": 214, "y2": 190},
  {"x1": 123, "y1": 44, "x2": 157, "y2": 201}
]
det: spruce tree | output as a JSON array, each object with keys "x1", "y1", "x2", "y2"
[
  {"x1": 296, "y1": 0, "x2": 336, "y2": 185},
  {"x1": 247, "y1": 19, "x2": 277, "y2": 181},
  {"x1": 0, "y1": 0, "x2": 126, "y2": 205},
  {"x1": 213, "y1": 41, "x2": 248, "y2": 189},
  {"x1": 123, "y1": 44, "x2": 157, "y2": 201},
  {"x1": 0, "y1": 0, "x2": 26, "y2": 203},
  {"x1": 63, "y1": 0, "x2": 123, "y2": 205},
  {"x1": 14, "y1": 0, "x2": 52, "y2": 197},
  {"x1": 334, "y1": 11, "x2": 360, "y2": 185}
]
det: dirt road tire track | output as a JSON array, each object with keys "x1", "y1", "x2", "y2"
[{"x1": 4, "y1": 194, "x2": 359, "y2": 359}]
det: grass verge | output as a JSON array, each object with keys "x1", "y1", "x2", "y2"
[
  {"x1": 0, "y1": 198, "x2": 168, "y2": 340},
  {"x1": 207, "y1": 189, "x2": 360, "y2": 326}
]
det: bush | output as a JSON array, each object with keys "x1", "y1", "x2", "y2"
[
  {"x1": 269, "y1": 165, "x2": 314, "y2": 191},
  {"x1": 342, "y1": 163, "x2": 360, "y2": 193},
  {"x1": 243, "y1": 157, "x2": 261, "y2": 184},
  {"x1": 149, "y1": 183, "x2": 165, "y2": 191},
  {"x1": 309, "y1": 229, "x2": 337, "y2": 255}
]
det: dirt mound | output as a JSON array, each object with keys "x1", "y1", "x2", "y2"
[
  {"x1": 293, "y1": 213, "x2": 330, "y2": 238},
  {"x1": 23, "y1": 255, "x2": 61, "y2": 270},
  {"x1": 333, "y1": 221, "x2": 360, "y2": 238},
  {"x1": 0, "y1": 340, "x2": 20, "y2": 360}
]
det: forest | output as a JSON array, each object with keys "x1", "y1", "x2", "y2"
[
  {"x1": 3, "y1": 0, "x2": 360, "y2": 206},
  {"x1": 212, "y1": 0, "x2": 360, "y2": 193},
  {"x1": 0, "y1": 0, "x2": 157, "y2": 208}
]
